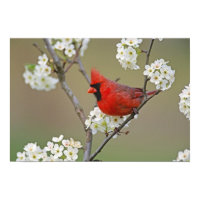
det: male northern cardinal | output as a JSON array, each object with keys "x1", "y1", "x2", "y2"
[{"x1": 88, "y1": 68, "x2": 157, "y2": 116}]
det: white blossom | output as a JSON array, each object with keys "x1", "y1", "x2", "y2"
[
  {"x1": 54, "y1": 41, "x2": 65, "y2": 51},
  {"x1": 125, "y1": 38, "x2": 143, "y2": 48},
  {"x1": 134, "y1": 114, "x2": 138, "y2": 119},
  {"x1": 50, "y1": 38, "x2": 90, "y2": 57},
  {"x1": 90, "y1": 106, "x2": 105, "y2": 121},
  {"x1": 62, "y1": 38, "x2": 73, "y2": 45},
  {"x1": 67, "y1": 138, "x2": 83, "y2": 149},
  {"x1": 38, "y1": 54, "x2": 48, "y2": 65},
  {"x1": 23, "y1": 54, "x2": 59, "y2": 91},
  {"x1": 40, "y1": 152, "x2": 48, "y2": 161},
  {"x1": 64, "y1": 146, "x2": 78, "y2": 161},
  {"x1": 160, "y1": 65, "x2": 172, "y2": 80},
  {"x1": 143, "y1": 65, "x2": 155, "y2": 77},
  {"x1": 151, "y1": 59, "x2": 168, "y2": 70},
  {"x1": 52, "y1": 134, "x2": 64, "y2": 143},
  {"x1": 116, "y1": 38, "x2": 142, "y2": 70},
  {"x1": 27, "y1": 152, "x2": 41, "y2": 161},
  {"x1": 85, "y1": 117, "x2": 92, "y2": 129},
  {"x1": 85, "y1": 107, "x2": 130, "y2": 138},
  {"x1": 64, "y1": 44, "x2": 76, "y2": 57},
  {"x1": 120, "y1": 57, "x2": 139, "y2": 70},
  {"x1": 46, "y1": 155, "x2": 61, "y2": 162},
  {"x1": 23, "y1": 70, "x2": 34, "y2": 84},
  {"x1": 174, "y1": 149, "x2": 190, "y2": 162},
  {"x1": 45, "y1": 141, "x2": 54, "y2": 151},
  {"x1": 144, "y1": 59, "x2": 175, "y2": 91},
  {"x1": 150, "y1": 71, "x2": 162, "y2": 85},
  {"x1": 24, "y1": 143, "x2": 37, "y2": 153},
  {"x1": 17, "y1": 135, "x2": 82, "y2": 162},
  {"x1": 16, "y1": 152, "x2": 26, "y2": 161},
  {"x1": 116, "y1": 47, "x2": 126, "y2": 60},
  {"x1": 179, "y1": 84, "x2": 190, "y2": 120},
  {"x1": 90, "y1": 122, "x2": 100, "y2": 135},
  {"x1": 73, "y1": 141, "x2": 82, "y2": 149},
  {"x1": 126, "y1": 47, "x2": 137, "y2": 60},
  {"x1": 110, "y1": 116, "x2": 124, "y2": 128},
  {"x1": 118, "y1": 38, "x2": 126, "y2": 47},
  {"x1": 80, "y1": 38, "x2": 90, "y2": 56},
  {"x1": 51, "y1": 144, "x2": 64, "y2": 158},
  {"x1": 62, "y1": 139, "x2": 70, "y2": 148},
  {"x1": 156, "y1": 79, "x2": 168, "y2": 90}
]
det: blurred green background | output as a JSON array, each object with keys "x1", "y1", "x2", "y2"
[{"x1": 10, "y1": 38, "x2": 190, "y2": 161}]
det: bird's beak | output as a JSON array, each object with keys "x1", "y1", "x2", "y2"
[{"x1": 88, "y1": 87, "x2": 97, "y2": 93}]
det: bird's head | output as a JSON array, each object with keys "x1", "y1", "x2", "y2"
[{"x1": 88, "y1": 68, "x2": 105, "y2": 101}]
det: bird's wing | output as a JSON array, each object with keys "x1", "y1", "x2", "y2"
[
  {"x1": 114, "y1": 85, "x2": 144, "y2": 108},
  {"x1": 115, "y1": 85, "x2": 144, "y2": 98}
]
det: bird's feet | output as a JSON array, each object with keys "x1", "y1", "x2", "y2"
[{"x1": 133, "y1": 108, "x2": 139, "y2": 115}]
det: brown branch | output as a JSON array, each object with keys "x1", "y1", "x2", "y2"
[
  {"x1": 77, "y1": 56, "x2": 90, "y2": 84},
  {"x1": 89, "y1": 38, "x2": 158, "y2": 161},
  {"x1": 33, "y1": 43, "x2": 44, "y2": 54},
  {"x1": 144, "y1": 39, "x2": 155, "y2": 99},
  {"x1": 43, "y1": 38, "x2": 93, "y2": 161},
  {"x1": 65, "y1": 42, "x2": 83, "y2": 73},
  {"x1": 90, "y1": 90, "x2": 161, "y2": 161},
  {"x1": 76, "y1": 56, "x2": 92, "y2": 161},
  {"x1": 115, "y1": 77, "x2": 120, "y2": 82},
  {"x1": 141, "y1": 50, "x2": 148, "y2": 54},
  {"x1": 146, "y1": 39, "x2": 154, "y2": 65}
]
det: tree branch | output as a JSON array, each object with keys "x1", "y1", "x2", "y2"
[
  {"x1": 143, "y1": 39, "x2": 154, "y2": 98},
  {"x1": 43, "y1": 38, "x2": 93, "y2": 161},
  {"x1": 76, "y1": 56, "x2": 92, "y2": 161},
  {"x1": 146, "y1": 39, "x2": 154, "y2": 65},
  {"x1": 33, "y1": 43, "x2": 44, "y2": 55},
  {"x1": 65, "y1": 42, "x2": 82, "y2": 73},
  {"x1": 89, "y1": 38, "x2": 158, "y2": 161},
  {"x1": 77, "y1": 56, "x2": 90, "y2": 84}
]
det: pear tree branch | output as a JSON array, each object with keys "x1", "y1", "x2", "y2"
[
  {"x1": 43, "y1": 38, "x2": 92, "y2": 161},
  {"x1": 77, "y1": 56, "x2": 90, "y2": 84},
  {"x1": 64, "y1": 42, "x2": 83, "y2": 73},
  {"x1": 143, "y1": 39, "x2": 154, "y2": 99}
]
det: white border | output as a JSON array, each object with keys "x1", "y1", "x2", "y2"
[{"x1": 1, "y1": 0, "x2": 199, "y2": 200}]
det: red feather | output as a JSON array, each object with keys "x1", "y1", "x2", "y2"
[{"x1": 88, "y1": 68, "x2": 157, "y2": 116}]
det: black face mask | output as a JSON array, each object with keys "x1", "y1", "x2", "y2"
[{"x1": 90, "y1": 83, "x2": 101, "y2": 101}]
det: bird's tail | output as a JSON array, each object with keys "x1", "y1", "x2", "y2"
[{"x1": 146, "y1": 90, "x2": 158, "y2": 97}]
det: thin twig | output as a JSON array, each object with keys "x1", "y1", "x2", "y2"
[
  {"x1": 33, "y1": 43, "x2": 44, "y2": 54},
  {"x1": 115, "y1": 77, "x2": 120, "y2": 82},
  {"x1": 146, "y1": 39, "x2": 155, "y2": 65},
  {"x1": 77, "y1": 56, "x2": 90, "y2": 84},
  {"x1": 141, "y1": 50, "x2": 148, "y2": 54},
  {"x1": 65, "y1": 42, "x2": 83, "y2": 73},
  {"x1": 43, "y1": 38, "x2": 93, "y2": 161},
  {"x1": 143, "y1": 39, "x2": 155, "y2": 99}
]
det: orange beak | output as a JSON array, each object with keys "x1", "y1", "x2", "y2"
[{"x1": 88, "y1": 87, "x2": 97, "y2": 93}]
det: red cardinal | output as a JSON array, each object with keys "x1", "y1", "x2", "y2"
[{"x1": 88, "y1": 68, "x2": 157, "y2": 116}]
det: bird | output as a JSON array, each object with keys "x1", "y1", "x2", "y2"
[{"x1": 88, "y1": 68, "x2": 157, "y2": 116}]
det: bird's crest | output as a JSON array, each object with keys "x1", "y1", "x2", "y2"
[{"x1": 90, "y1": 68, "x2": 105, "y2": 85}]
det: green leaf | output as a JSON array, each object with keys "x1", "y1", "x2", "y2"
[
  {"x1": 25, "y1": 64, "x2": 36, "y2": 72},
  {"x1": 135, "y1": 48, "x2": 142, "y2": 55},
  {"x1": 51, "y1": 39, "x2": 62, "y2": 46}
]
